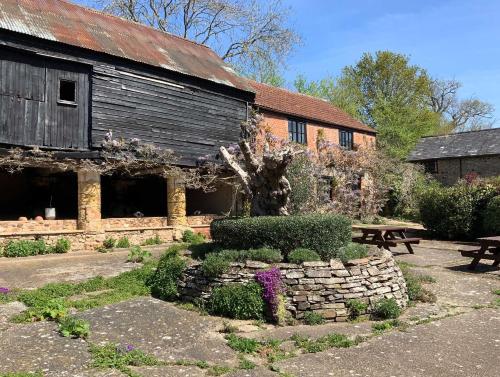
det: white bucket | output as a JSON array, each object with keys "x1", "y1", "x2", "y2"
[{"x1": 45, "y1": 208, "x2": 56, "y2": 220}]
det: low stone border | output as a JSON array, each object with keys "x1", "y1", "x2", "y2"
[{"x1": 179, "y1": 249, "x2": 408, "y2": 322}]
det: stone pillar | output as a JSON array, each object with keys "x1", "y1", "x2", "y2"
[
  {"x1": 77, "y1": 171, "x2": 102, "y2": 231},
  {"x1": 167, "y1": 177, "x2": 187, "y2": 226}
]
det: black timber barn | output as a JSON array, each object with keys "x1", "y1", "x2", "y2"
[{"x1": 0, "y1": 0, "x2": 253, "y2": 238}]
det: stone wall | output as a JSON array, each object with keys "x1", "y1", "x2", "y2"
[
  {"x1": 0, "y1": 220, "x2": 78, "y2": 234},
  {"x1": 431, "y1": 155, "x2": 500, "y2": 186},
  {"x1": 179, "y1": 249, "x2": 407, "y2": 322}
]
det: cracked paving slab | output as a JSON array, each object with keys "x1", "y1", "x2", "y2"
[
  {"x1": 0, "y1": 321, "x2": 90, "y2": 376},
  {"x1": 78, "y1": 297, "x2": 238, "y2": 365},
  {"x1": 275, "y1": 308, "x2": 500, "y2": 377}
]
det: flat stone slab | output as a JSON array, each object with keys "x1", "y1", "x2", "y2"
[
  {"x1": 0, "y1": 301, "x2": 27, "y2": 330},
  {"x1": 79, "y1": 297, "x2": 238, "y2": 365},
  {"x1": 0, "y1": 321, "x2": 90, "y2": 376},
  {"x1": 226, "y1": 367, "x2": 277, "y2": 377},
  {"x1": 131, "y1": 365, "x2": 206, "y2": 377},
  {"x1": 276, "y1": 308, "x2": 500, "y2": 377}
]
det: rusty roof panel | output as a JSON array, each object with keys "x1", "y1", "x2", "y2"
[{"x1": 0, "y1": 0, "x2": 254, "y2": 93}]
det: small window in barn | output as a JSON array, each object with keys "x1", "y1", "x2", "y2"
[
  {"x1": 339, "y1": 130, "x2": 353, "y2": 150},
  {"x1": 288, "y1": 119, "x2": 307, "y2": 144},
  {"x1": 58, "y1": 80, "x2": 77, "y2": 104}
]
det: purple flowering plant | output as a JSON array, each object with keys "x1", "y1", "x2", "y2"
[
  {"x1": 255, "y1": 267, "x2": 283, "y2": 321},
  {"x1": 0, "y1": 287, "x2": 9, "y2": 294}
]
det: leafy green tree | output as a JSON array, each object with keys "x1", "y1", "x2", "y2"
[{"x1": 295, "y1": 51, "x2": 442, "y2": 159}]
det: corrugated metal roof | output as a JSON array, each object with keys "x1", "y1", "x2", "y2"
[
  {"x1": 408, "y1": 128, "x2": 500, "y2": 161},
  {"x1": 0, "y1": 0, "x2": 254, "y2": 93},
  {"x1": 249, "y1": 81, "x2": 376, "y2": 134}
]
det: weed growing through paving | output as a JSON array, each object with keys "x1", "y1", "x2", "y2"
[
  {"x1": 397, "y1": 262, "x2": 437, "y2": 303},
  {"x1": 116, "y1": 237, "x2": 131, "y2": 248},
  {"x1": 291, "y1": 333, "x2": 355, "y2": 353},
  {"x1": 0, "y1": 373, "x2": 44, "y2": 377},
  {"x1": 238, "y1": 355, "x2": 256, "y2": 370},
  {"x1": 58, "y1": 316, "x2": 90, "y2": 339},
  {"x1": 225, "y1": 334, "x2": 261, "y2": 353},
  {"x1": 142, "y1": 234, "x2": 163, "y2": 246},
  {"x1": 127, "y1": 246, "x2": 152, "y2": 263},
  {"x1": 207, "y1": 365, "x2": 233, "y2": 376},
  {"x1": 372, "y1": 298, "x2": 401, "y2": 320},
  {"x1": 372, "y1": 319, "x2": 403, "y2": 334}
]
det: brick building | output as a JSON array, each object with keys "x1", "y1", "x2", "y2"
[
  {"x1": 249, "y1": 81, "x2": 376, "y2": 151},
  {"x1": 409, "y1": 128, "x2": 500, "y2": 185}
]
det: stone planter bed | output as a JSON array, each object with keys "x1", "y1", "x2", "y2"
[{"x1": 179, "y1": 249, "x2": 408, "y2": 322}]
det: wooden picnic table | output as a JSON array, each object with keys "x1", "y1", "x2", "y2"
[
  {"x1": 352, "y1": 225, "x2": 421, "y2": 254},
  {"x1": 460, "y1": 236, "x2": 500, "y2": 270}
]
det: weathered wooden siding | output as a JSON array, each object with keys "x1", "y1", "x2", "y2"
[
  {"x1": 91, "y1": 65, "x2": 247, "y2": 163},
  {"x1": 0, "y1": 31, "x2": 251, "y2": 165},
  {"x1": 0, "y1": 47, "x2": 90, "y2": 149}
]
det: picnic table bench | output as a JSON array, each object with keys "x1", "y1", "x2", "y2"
[
  {"x1": 352, "y1": 225, "x2": 421, "y2": 254},
  {"x1": 460, "y1": 236, "x2": 500, "y2": 270}
]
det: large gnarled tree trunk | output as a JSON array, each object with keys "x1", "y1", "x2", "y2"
[{"x1": 220, "y1": 140, "x2": 298, "y2": 216}]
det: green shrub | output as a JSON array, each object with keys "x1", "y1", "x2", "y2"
[
  {"x1": 51, "y1": 237, "x2": 71, "y2": 254},
  {"x1": 127, "y1": 246, "x2": 152, "y2": 263},
  {"x1": 201, "y1": 253, "x2": 231, "y2": 277},
  {"x1": 58, "y1": 316, "x2": 90, "y2": 338},
  {"x1": 209, "y1": 282, "x2": 265, "y2": 320},
  {"x1": 346, "y1": 299, "x2": 368, "y2": 319},
  {"x1": 419, "y1": 182, "x2": 497, "y2": 239},
  {"x1": 148, "y1": 249, "x2": 186, "y2": 300},
  {"x1": 372, "y1": 298, "x2": 401, "y2": 320},
  {"x1": 3, "y1": 240, "x2": 46, "y2": 257},
  {"x1": 182, "y1": 229, "x2": 206, "y2": 245},
  {"x1": 483, "y1": 196, "x2": 500, "y2": 236},
  {"x1": 288, "y1": 248, "x2": 321, "y2": 264},
  {"x1": 337, "y1": 243, "x2": 368, "y2": 262},
  {"x1": 142, "y1": 234, "x2": 162, "y2": 246},
  {"x1": 303, "y1": 311, "x2": 325, "y2": 325},
  {"x1": 103, "y1": 237, "x2": 116, "y2": 249},
  {"x1": 188, "y1": 242, "x2": 221, "y2": 260},
  {"x1": 245, "y1": 248, "x2": 283, "y2": 263},
  {"x1": 116, "y1": 237, "x2": 131, "y2": 248},
  {"x1": 211, "y1": 214, "x2": 351, "y2": 260},
  {"x1": 225, "y1": 334, "x2": 261, "y2": 353}
]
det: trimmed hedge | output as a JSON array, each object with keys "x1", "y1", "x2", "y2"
[
  {"x1": 211, "y1": 214, "x2": 351, "y2": 261},
  {"x1": 483, "y1": 196, "x2": 500, "y2": 236},
  {"x1": 419, "y1": 183, "x2": 496, "y2": 240},
  {"x1": 288, "y1": 248, "x2": 321, "y2": 264}
]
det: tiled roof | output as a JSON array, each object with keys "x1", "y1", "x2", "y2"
[
  {"x1": 249, "y1": 81, "x2": 375, "y2": 134},
  {"x1": 408, "y1": 128, "x2": 500, "y2": 161},
  {"x1": 0, "y1": 0, "x2": 253, "y2": 92}
]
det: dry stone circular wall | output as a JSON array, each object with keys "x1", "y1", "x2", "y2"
[{"x1": 179, "y1": 249, "x2": 408, "y2": 322}]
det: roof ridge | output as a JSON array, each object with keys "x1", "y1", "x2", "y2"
[
  {"x1": 422, "y1": 127, "x2": 500, "y2": 139},
  {"x1": 250, "y1": 80, "x2": 374, "y2": 131},
  {"x1": 58, "y1": 0, "x2": 212, "y2": 51}
]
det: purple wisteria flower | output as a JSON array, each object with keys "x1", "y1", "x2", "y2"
[{"x1": 255, "y1": 267, "x2": 283, "y2": 321}]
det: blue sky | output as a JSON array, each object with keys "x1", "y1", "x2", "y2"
[
  {"x1": 77, "y1": 0, "x2": 500, "y2": 122},
  {"x1": 281, "y1": 0, "x2": 500, "y2": 122}
]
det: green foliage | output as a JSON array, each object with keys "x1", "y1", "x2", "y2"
[
  {"x1": 182, "y1": 230, "x2": 206, "y2": 245},
  {"x1": 58, "y1": 316, "x2": 90, "y2": 338},
  {"x1": 303, "y1": 311, "x2": 325, "y2": 325},
  {"x1": 398, "y1": 263, "x2": 436, "y2": 303},
  {"x1": 372, "y1": 298, "x2": 401, "y2": 320},
  {"x1": 483, "y1": 196, "x2": 500, "y2": 236},
  {"x1": 419, "y1": 182, "x2": 497, "y2": 239},
  {"x1": 291, "y1": 333, "x2": 355, "y2": 353},
  {"x1": 148, "y1": 248, "x2": 186, "y2": 301},
  {"x1": 238, "y1": 356, "x2": 256, "y2": 370},
  {"x1": 209, "y1": 282, "x2": 265, "y2": 320},
  {"x1": 337, "y1": 243, "x2": 368, "y2": 262},
  {"x1": 13, "y1": 262, "x2": 156, "y2": 321},
  {"x1": 211, "y1": 214, "x2": 351, "y2": 260},
  {"x1": 127, "y1": 246, "x2": 152, "y2": 263},
  {"x1": 287, "y1": 248, "x2": 321, "y2": 264},
  {"x1": 3, "y1": 240, "x2": 46, "y2": 257},
  {"x1": 372, "y1": 319, "x2": 402, "y2": 334},
  {"x1": 116, "y1": 237, "x2": 131, "y2": 248},
  {"x1": 286, "y1": 153, "x2": 322, "y2": 214},
  {"x1": 346, "y1": 299, "x2": 368, "y2": 319},
  {"x1": 225, "y1": 334, "x2": 261, "y2": 353},
  {"x1": 50, "y1": 237, "x2": 71, "y2": 254},
  {"x1": 90, "y1": 343, "x2": 159, "y2": 374},
  {"x1": 201, "y1": 253, "x2": 231, "y2": 277},
  {"x1": 103, "y1": 237, "x2": 116, "y2": 249},
  {"x1": 201, "y1": 248, "x2": 282, "y2": 277},
  {"x1": 189, "y1": 242, "x2": 221, "y2": 260},
  {"x1": 142, "y1": 234, "x2": 162, "y2": 246}
]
